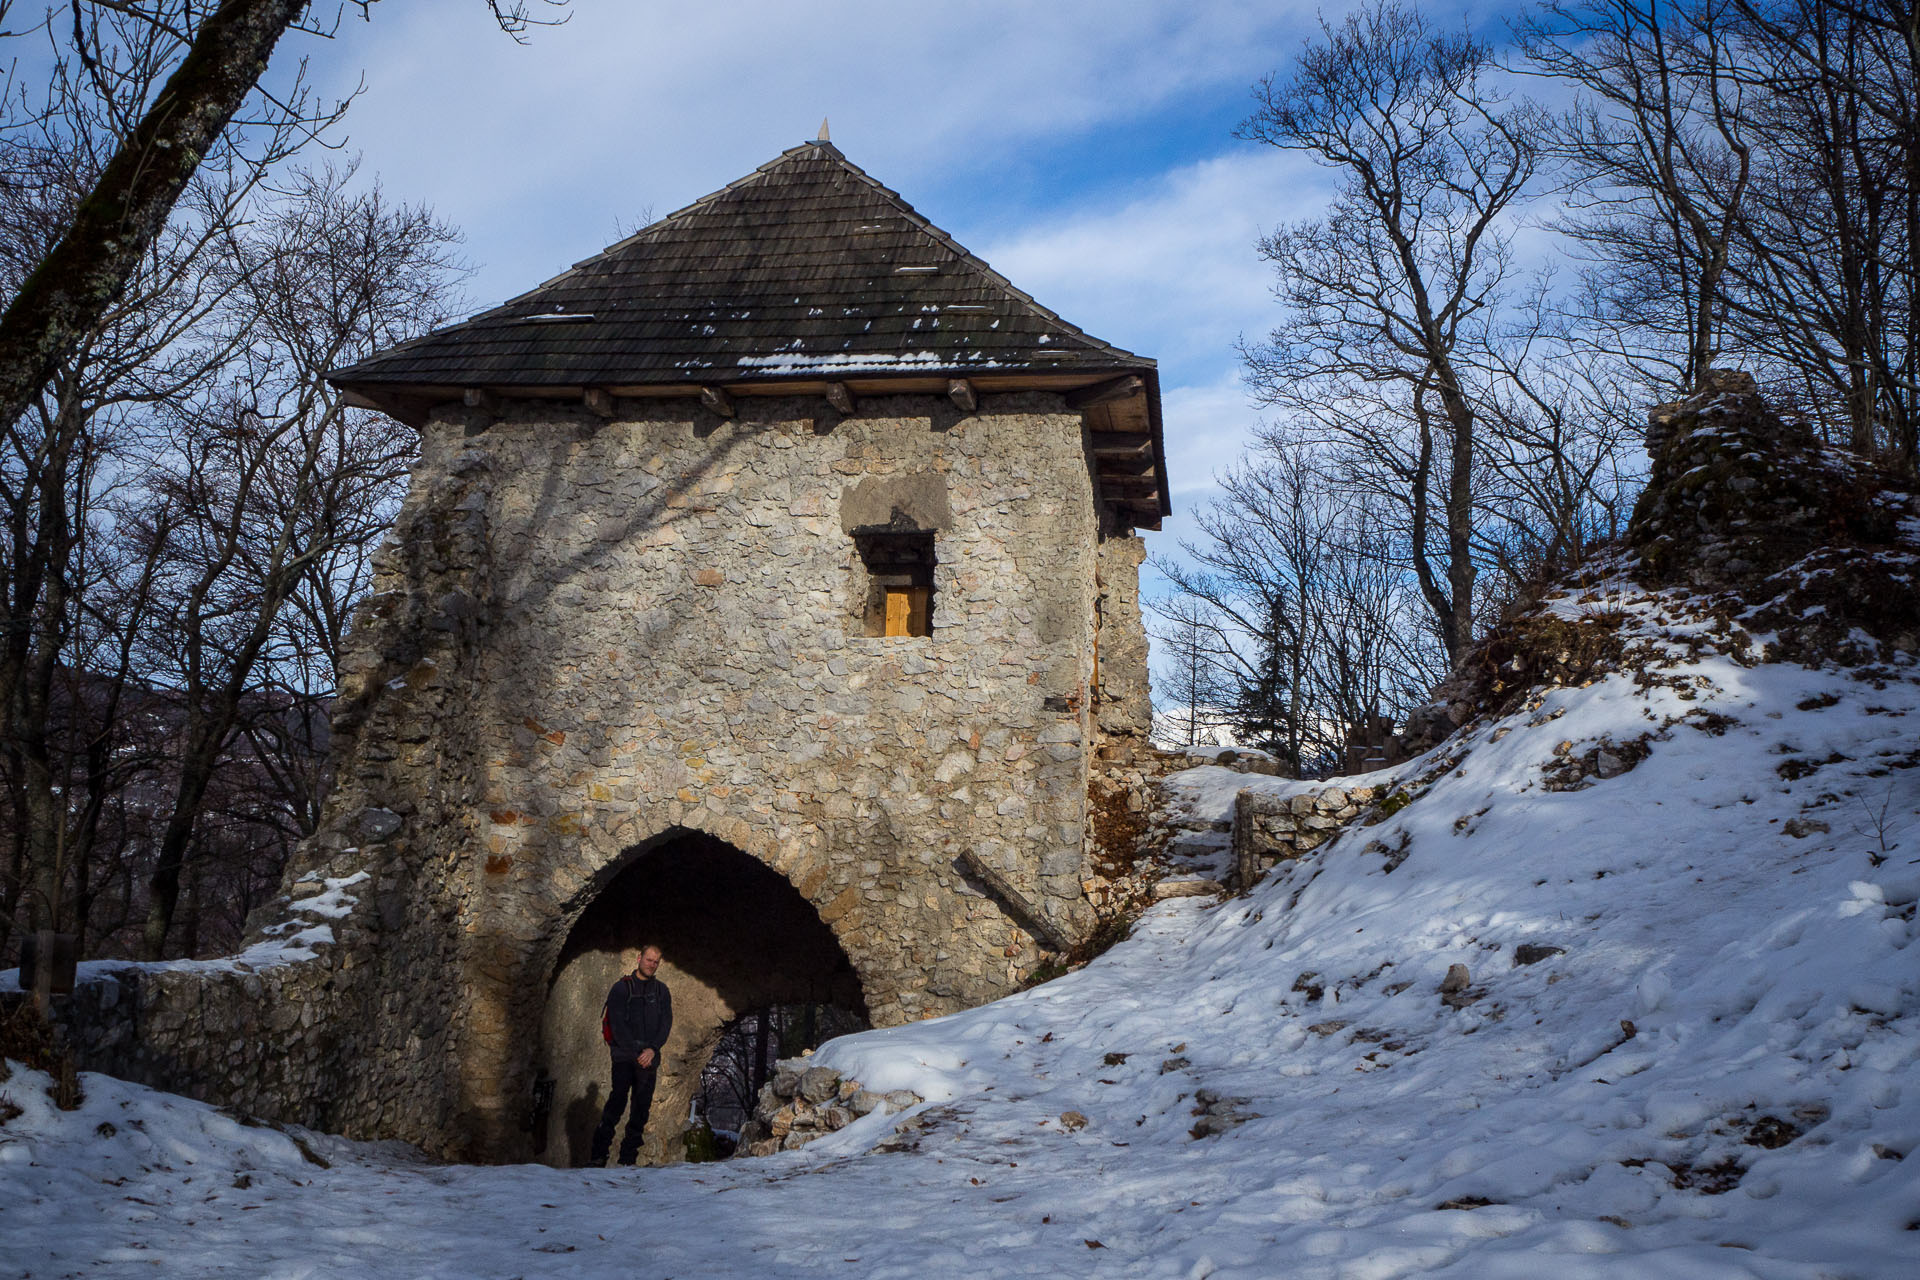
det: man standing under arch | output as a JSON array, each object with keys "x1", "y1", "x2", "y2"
[{"x1": 590, "y1": 944, "x2": 673, "y2": 1166}]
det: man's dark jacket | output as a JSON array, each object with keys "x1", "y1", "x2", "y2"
[{"x1": 605, "y1": 974, "x2": 672, "y2": 1062}]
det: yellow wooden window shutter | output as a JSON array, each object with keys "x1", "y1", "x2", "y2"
[{"x1": 884, "y1": 586, "x2": 932, "y2": 637}]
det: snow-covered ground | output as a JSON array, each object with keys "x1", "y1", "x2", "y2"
[{"x1": 4, "y1": 584, "x2": 1918, "y2": 1278}]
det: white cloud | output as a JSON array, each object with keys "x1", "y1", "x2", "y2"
[
  {"x1": 308, "y1": 1, "x2": 1328, "y2": 307},
  {"x1": 967, "y1": 151, "x2": 1335, "y2": 563},
  {"x1": 978, "y1": 149, "x2": 1332, "y2": 379},
  {"x1": 1161, "y1": 373, "x2": 1264, "y2": 503}
]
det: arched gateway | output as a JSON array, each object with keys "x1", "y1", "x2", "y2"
[
  {"x1": 536, "y1": 828, "x2": 866, "y2": 1167},
  {"x1": 55, "y1": 137, "x2": 1167, "y2": 1164}
]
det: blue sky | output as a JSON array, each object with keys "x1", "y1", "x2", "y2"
[{"x1": 294, "y1": 1, "x2": 1403, "y2": 603}]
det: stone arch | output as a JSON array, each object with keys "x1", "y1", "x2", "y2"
[{"x1": 531, "y1": 826, "x2": 867, "y2": 1167}]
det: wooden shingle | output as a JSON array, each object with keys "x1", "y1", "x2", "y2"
[{"x1": 329, "y1": 140, "x2": 1169, "y2": 524}]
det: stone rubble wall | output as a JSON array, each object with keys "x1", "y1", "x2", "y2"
[
  {"x1": 1081, "y1": 737, "x2": 1190, "y2": 917},
  {"x1": 1230, "y1": 784, "x2": 1382, "y2": 888},
  {"x1": 1091, "y1": 532, "x2": 1153, "y2": 740},
  {"x1": 40, "y1": 957, "x2": 343, "y2": 1126},
  {"x1": 734, "y1": 1057, "x2": 922, "y2": 1157},
  {"x1": 44, "y1": 869, "x2": 387, "y2": 1140}
]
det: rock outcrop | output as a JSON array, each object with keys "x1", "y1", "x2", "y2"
[{"x1": 1630, "y1": 369, "x2": 1918, "y2": 665}]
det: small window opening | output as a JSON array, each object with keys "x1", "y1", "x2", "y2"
[{"x1": 854, "y1": 525, "x2": 935, "y2": 637}]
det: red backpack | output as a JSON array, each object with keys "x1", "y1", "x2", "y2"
[{"x1": 600, "y1": 976, "x2": 630, "y2": 1044}]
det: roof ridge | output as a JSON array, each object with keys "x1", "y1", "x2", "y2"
[
  {"x1": 489, "y1": 142, "x2": 888, "y2": 313},
  {"x1": 464, "y1": 141, "x2": 1144, "y2": 366},
  {"x1": 331, "y1": 139, "x2": 1158, "y2": 393},
  {"x1": 784, "y1": 146, "x2": 1144, "y2": 366}
]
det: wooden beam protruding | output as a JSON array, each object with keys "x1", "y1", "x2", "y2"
[
  {"x1": 1065, "y1": 374, "x2": 1144, "y2": 410},
  {"x1": 1097, "y1": 451, "x2": 1156, "y2": 476},
  {"x1": 947, "y1": 378, "x2": 977, "y2": 413},
  {"x1": 463, "y1": 387, "x2": 499, "y2": 414},
  {"x1": 825, "y1": 382, "x2": 855, "y2": 415},
  {"x1": 1089, "y1": 430, "x2": 1152, "y2": 456},
  {"x1": 583, "y1": 388, "x2": 614, "y2": 418},
  {"x1": 955, "y1": 849, "x2": 1073, "y2": 953},
  {"x1": 699, "y1": 385, "x2": 735, "y2": 418}
]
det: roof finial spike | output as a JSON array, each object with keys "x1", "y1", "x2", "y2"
[{"x1": 817, "y1": 117, "x2": 831, "y2": 143}]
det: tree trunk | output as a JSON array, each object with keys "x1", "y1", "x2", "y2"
[
  {"x1": 140, "y1": 598, "x2": 281, "y2": 958},
  {"x1": 0, "y1": 0, "x2": 308, "y2": 437},
  {"x1": 1439, "y1": 378, "x2": 1479, "y2": 662}
]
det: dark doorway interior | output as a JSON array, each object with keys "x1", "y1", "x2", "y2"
[{"x1": 534, "y1": 829, "x2": 867, "y2": 1167}]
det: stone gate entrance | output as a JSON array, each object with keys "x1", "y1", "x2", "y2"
[{"x1": 535, "y1": 828, "x2": 865, "y2": 1167}]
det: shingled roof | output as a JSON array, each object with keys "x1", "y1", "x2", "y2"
[{"x1": 329, "y1": 139, "x2": 1169, "y2": 526}]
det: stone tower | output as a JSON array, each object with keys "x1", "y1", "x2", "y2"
[{"x1": 60, "y1": 140, "x2": 1168, "y2": 1165}]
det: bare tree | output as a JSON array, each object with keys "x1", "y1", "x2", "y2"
[
  {"x1": 1159, "y1": 439, "x2": 1444, "y2": 775},
  {"x1": 1518, "y1": 0, "x2": 1754, "y2": 392},
  {"x1": 0, "y1": 0, "x2": 560, "y2": 445},
  {"x1": 1148, "y1": 597, "x2": 1233, "y2": 752},
  {"x1": 1238, "y1": 0, "x2": 1543, "y2": 666},
  {"x1": 0, "y1": 13, "x2": 255, "y2": 942},
  {"x1": 1525, "y1": 0, "x2": 1917, "y2": 466},
  {"x1": 1719, "y1": 0, "x2": 1917, "y2": 464},
  {"x1": 1474, "y1": 299, "x2": 1653, "y2": 601},
  {"x1": 136, "y1": 165, "x2": 461, "y2": 958}
]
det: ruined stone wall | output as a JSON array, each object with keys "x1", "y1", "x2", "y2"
[
  {"x1": 57, "y1": 390, "x2": 1154, "y2": 1163},
  {"x1": 1092, "y1": 528, "x2": 1152, "y2": 741},
  {"x1": 1230, "y1": 784, "x2": 1383, "y2": 888}
]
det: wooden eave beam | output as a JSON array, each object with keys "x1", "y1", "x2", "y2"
[
  {"x1": 1089, "y1": 430, "x2": 1152, "y2": 456},
  {"x1": 1065, "y1": 374, "x2": 1144, "y2": 410},
  {"x1": 342, "y1": 387, "x2": 431, "y2": 429},
  {"x1": 1097, "y1": 452, "x2": 1157, "y2": 477},
  {"x1": 350, "y1": 370, "x2": 1152, "y2": 403},
  {"x1": 329, "y1": 368, "x2": 1169, "y2": 523}
]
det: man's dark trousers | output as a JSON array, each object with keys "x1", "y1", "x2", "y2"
[{"x1": 590, "y1": 1059, "x2": 658, "y2": 1165}]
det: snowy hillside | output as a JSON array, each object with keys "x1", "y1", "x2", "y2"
[{"x1": 4, "y1": 579, "x2": 1918, "y2": 1278}]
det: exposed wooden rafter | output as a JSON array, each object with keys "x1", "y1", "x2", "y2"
[
  {"x1": 947, "y1": 378, "x2": 977, "y2": 413},
  {"x1": 825, "y1": 382, "x2": 855, "y2": 415},
  {"x1": 1098, "y1": 451, "x2": 1157, "y2": 477},
  {"x1": 699, "y1": 385, "x2": 736, "y2": 418},
  {"x1": 583, "y1": 387, "x2": 614, "y2": 418},
  {"x1": 1065, "y1": 374, "x2": 1144, "y2": 410},
  {"x1": 1089, "y1": 430, "x2": 1151, "y2": 456}
]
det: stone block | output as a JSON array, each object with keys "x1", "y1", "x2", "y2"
[{"x1": 798, "y1": 1066, "x2": 841, "y2": 1103}]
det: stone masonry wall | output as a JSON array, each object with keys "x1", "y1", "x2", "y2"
[
  {"x1": 55, "y1": 390, "x2": 1154, "y2": 1164},
  {"x1": 1230, "y1": 784, "x2": 1383, "y2": 889}
]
